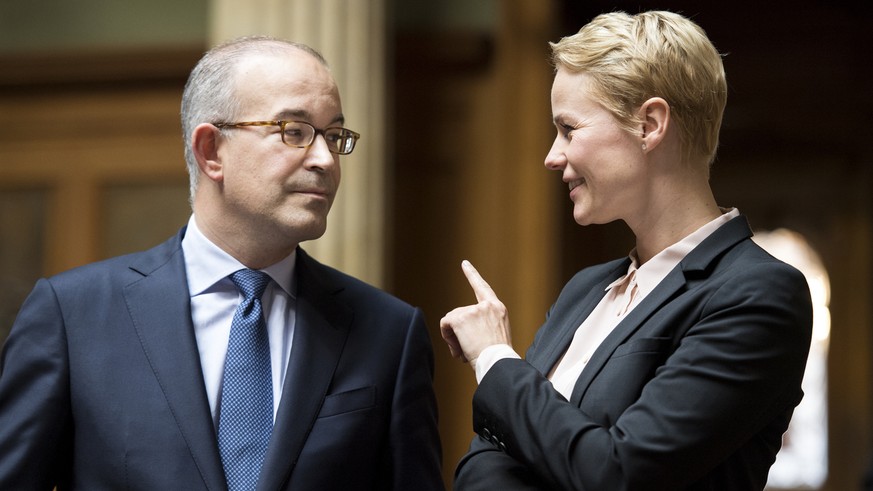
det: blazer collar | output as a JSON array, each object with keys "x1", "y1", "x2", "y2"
[
  {"x1": 568, "y1": 215, "x2": 754, "y2": 406},
  {"x1": 257, "y1": 248, "x2": 353, "y2": 491},
  {"x1": 124, "y1": 228, "x2": 228, "y2": 490}
]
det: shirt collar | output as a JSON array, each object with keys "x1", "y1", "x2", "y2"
[
  {"x1": 181, "y1": 214, "x2": 296, "y2": 298},
  {"x1": 607, "y1": 208, "x2": 740, "y2": 295}
]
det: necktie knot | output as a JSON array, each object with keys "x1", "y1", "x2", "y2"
[{"x1": 230, "y1": 269, "x2": 271, "y2": 300}]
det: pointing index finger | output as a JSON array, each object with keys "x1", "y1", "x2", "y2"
[{"x1": 461, "y1": 260, "x2": 497, "y2": 302}]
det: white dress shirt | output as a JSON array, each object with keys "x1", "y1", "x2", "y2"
[
  {"x1": 475, "y1": 208, "x2": 740, "y2": 400},
  {"x1": 181, "y1": 215, "x2": 297, "y2": 426}
]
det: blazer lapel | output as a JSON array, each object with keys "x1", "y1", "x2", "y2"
[
  {"x1": 527, "y1": 260, "x2": 629, "y2": 376},
  {"x1": 568, "y1": 215, "x2": 754, "y2": 406},
  {"x1": 568, "y1": 269, "x2": 687, "y2": 406},
  {"x1": 123, "y1": 230, "x2": 227, "y2": 491},
  {"x1": 257, "y1": 249, "x2": 352, "y2": 491}
]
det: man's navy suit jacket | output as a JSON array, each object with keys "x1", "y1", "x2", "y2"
[
  {"x1": 0, "y1": 228, "x2": 443, "y2": 490},
  {"x1": 456, "y1": 215, "x2": 812, "y2": 490}
]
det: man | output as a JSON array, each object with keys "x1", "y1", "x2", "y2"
[
  {"x1": 0, "y1": 37, "x2": 442, "y2": 490},
  {"x1": 440, "y1": 11, "x2": 812, "y2": 490}
]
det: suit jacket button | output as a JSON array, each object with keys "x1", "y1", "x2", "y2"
[{"x1": 481, "y1": 428, "x2": 492, "y2": 440}]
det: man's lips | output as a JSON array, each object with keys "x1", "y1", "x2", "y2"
[
  {"x1": 290, "y1": 186, "x2": 333, "y2": 197},
  {"x1": 568, "y1": 179, "x2": 585, "y2": 191}
]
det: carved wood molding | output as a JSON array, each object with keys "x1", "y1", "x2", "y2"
[{"x1": 0, "y1": 45, "x2": 205, "y2": 89}]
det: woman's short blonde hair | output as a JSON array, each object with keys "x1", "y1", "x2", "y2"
[{"x1": 551, "y1": 11, "x2": 727, "y2": 165}]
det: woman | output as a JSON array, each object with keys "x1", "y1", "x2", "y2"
[{"x1": 440, "y1": 11, "x2": 812, "y2": 490}]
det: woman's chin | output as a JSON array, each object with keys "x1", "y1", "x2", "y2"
[{"x1": 573, "y1": 210, "x2": 594, "y2": 226}]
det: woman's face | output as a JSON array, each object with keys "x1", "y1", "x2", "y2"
[{"x1": 544, "y1": 69, "x2": 646, "y2": 227}]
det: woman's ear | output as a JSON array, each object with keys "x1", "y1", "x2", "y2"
[
  {"x1": 191, "y1": 123, "x2": 224, "y2": 183},
  {"x1": 639, "y1": 97, "x2": 670, "y2": 153}
]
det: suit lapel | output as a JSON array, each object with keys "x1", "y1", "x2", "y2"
[
  {"x1": 568, "y1": 215, "x2": 754, "y2": 406},
  {"x1": 568, "y1": 269, "x2": 686, "y2": 406},
  {"x1": 257, "y1": 249, "x2": 352, "y2": 491},
  {"x1": 123, "y1": 230, "x2": 227, "y2": 491},
  {"x1": 527, "y1": 261, "x2": 628, "y2": 376}
]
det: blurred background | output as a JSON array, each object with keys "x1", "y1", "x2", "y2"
[{"x1": 1, "y1": 0, "x2": 871, "y2": 489}]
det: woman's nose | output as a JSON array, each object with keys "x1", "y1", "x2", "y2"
[{"x1": 544, "y1": 138, "x2": 566, "y2": 171}]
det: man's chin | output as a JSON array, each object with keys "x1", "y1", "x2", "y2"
[{"x1": 287, "y1": 218, "x2": 328, "y2": 245}]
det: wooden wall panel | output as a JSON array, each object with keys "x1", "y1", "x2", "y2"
[{"x1": 0, "y1": 50, "x2": 197, "y2": 345}]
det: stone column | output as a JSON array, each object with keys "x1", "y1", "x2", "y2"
[{"x1": 210, "y1": 0, "x2": 387, "y2": 287}]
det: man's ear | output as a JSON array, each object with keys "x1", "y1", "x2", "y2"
[
  {"x1": 191, "y1": 123, "x2": 224, "y2": 183},
  {"x1": 639, "y1": 97, "x2": 670, "y2": 153}
]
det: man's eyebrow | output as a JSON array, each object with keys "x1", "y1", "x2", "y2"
[
  {"x1": 275, "y1": 109, "x2": 345, "y2": 126},
  {"x1": 276, "y1": 109, "x2": 310, "y2": 120}
]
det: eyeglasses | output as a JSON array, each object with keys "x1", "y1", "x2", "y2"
[{"x1": 213, "y1": 120, "x2": 361, "y2": 155}]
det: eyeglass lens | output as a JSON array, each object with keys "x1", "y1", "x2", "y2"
[{"x1": 282, "y1": 122, "x2": 357, "y2": 154}]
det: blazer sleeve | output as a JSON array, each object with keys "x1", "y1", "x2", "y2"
[
  {"x1": 380, "y1": 307, "x2": 444, "y2": 490},
  {"x1": 454, "y1": 434, "x2": 549, "y2": 490},
  {"x1": 457, "y1": 260, "x2": 812, "y2": 490},
  {"x1": 0, "y1": 279, "x2": 72, "y2": 490},
  {"x1": 454, "y1": 302, "x2": 559, "y2": 491}
]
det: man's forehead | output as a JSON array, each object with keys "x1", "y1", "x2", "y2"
[{"x1": 219, "y1": 44, "x2": 339, "y2": 127}]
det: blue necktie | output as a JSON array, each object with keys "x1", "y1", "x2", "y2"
[{"x1": 218, "y1": 269, "x2": 273, "y2": 491}]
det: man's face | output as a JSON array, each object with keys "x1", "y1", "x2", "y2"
[{"x1": 215, "y1": 48, "x2": 344, "y2": 249}]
